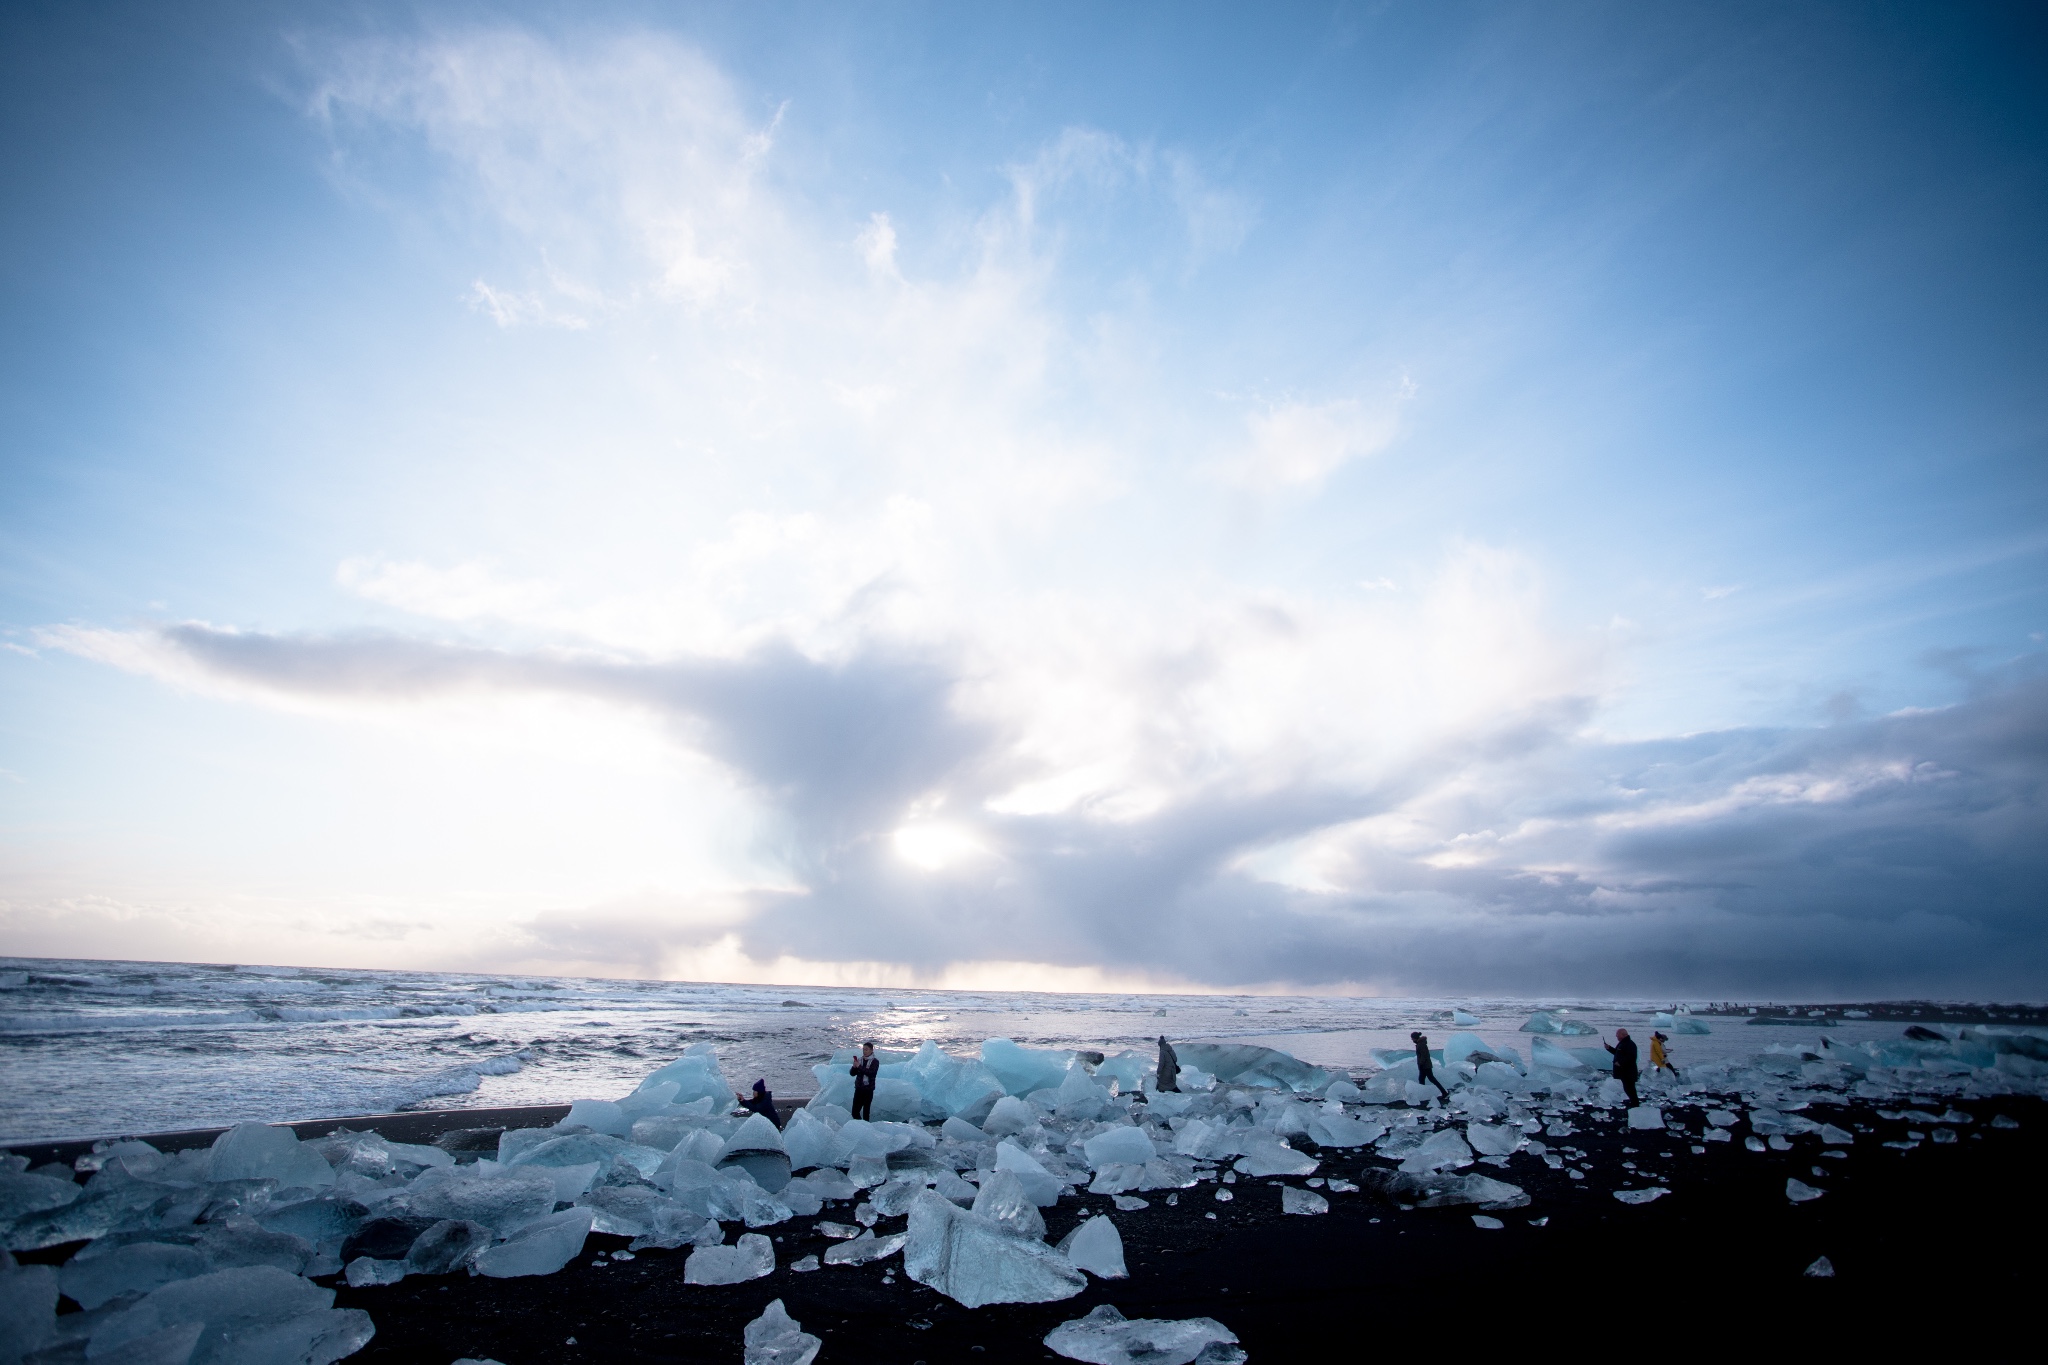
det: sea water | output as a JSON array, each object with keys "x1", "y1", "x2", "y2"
[{"x1": 0, "y1": 955, "x2": 1926, "y2": 1143}]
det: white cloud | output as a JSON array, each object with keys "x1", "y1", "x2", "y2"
[{"x1": 1224, "y1": 384, "x2": 1414, "y2": 491}]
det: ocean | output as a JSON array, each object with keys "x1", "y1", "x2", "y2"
[{"x1": 0, "y1": 955, "x2": 1924, "y2": 1144}]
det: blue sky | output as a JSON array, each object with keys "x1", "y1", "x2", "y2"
[{"x1": 3, "y1": 2, "x2": 2045, "y2": 996}]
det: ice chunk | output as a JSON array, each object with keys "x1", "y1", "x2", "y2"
[
  {"x1": 996, "y1": 1141, "x2": 1065, "y2": 1206},
  {"x1": 633, "y1": 1050, "x2": 735, "y2": 1109},
  {"x1": 1169, "y1": 1042, "x2": 1334, "y2": 1093},
  {"x1": 684, "y1": 1232, "x2": 775, "y2": 1285},
  {"x1": 1706, "y1": 1109, "x2": 1739, "y2": 1127},
  {"x1": 0, "y1": 1261, "x2": 57, "y2": 1361},
  {"x1": 1626, "y1": 1106, "x2": 1664, "y2": 1131},
  {"x1": 87, "y1": 1266, "x2": 369, "y2": 1365},
  {"x1": 196, "y1": 1217, "x2": 313, "y2": 1275},
  {"x1": 1613, "y1": 1188, "x2": 1668, "y2": 1204},
  {"x1": 345, "y1": 1256, "x2": 407, "y2": 1287},
  {"x1": 1819, "y1": 1124, "x2": 1854, "y2": 1145},
  {"x1": 1363, "y1": 1169, "x2": 1528, "y2": 1209},
  {"x1": 207, "y1": 1123, "x2": 334, "y2": 1191},
  {"x1": 1281, "y1": 1187, "x2": 1329, "y2": 1216},
  {"x1": 1232, "y1": 1134, "x2": 1318, "y2": 1178},
  {"x1": 743, "y1": 1299, "x2": 821, "y2": 1365},
  {"x1": 1529, "y1": 1037, "x2": 1585, "y2": 1071},
  {"x1": 1471, "y1": 1214, "x2": 1504, "y2": 1229},
  {"x1": 1137, "y1": 1157, "x2": 1199, "y2": 1192},
  {"x1": 780, "y1": 1109, "x2": 839, "y2": 1172},
  {"x1": 1453, "y1": 1009, "x2": 1482, "y2": 1026},
  {"x1": 561, "y1": 1100, "x2": 631, "y2": 1138},
  {"x1": 0, "y1": 1172, "x2": 80, "y2": 1224},
  {"x1": 787, "y1": 1168, "x2": 858, "y2": 1203},
  {"x1": 473, "y1": 1207, "x2": 594, "y2": 1278},
  {"x1": 405, "y1": 1219, "x2": 490, "y2": 1275},
  {"x1": 1786, "y1": 1179, "x2": 1824, "y2": 1203},
  {"x1": 1088, "y1": 1164, "x2": 1145, "y2": 1195},
  {"x1": 1042, "y1": 1303, "x2": 1244, "y2": 1365},
  {"x1": 1805, "y1": 1255, "x2": 1835, "y2": 1278},
  {"x1": 969, "y1": 1169, "x2": 1047, "y2": 1239},
  {"x1": 1466, "y1": 1122, "x2": 1521, "y2": 1157},
  {"x1": 1112, "y1": 1195, "x2": 1149, "y2": 1211},
  {"x1": 846, "y1": 1154, "x2": 890, "y2": 1190},
  {"x1": 1397, "y1": 1130, "x2": 1473, "y2": 1174},
  {"x1": 1992, "y1": 1114, "x2": 2020, "y2": 1129},
  {"x1": 1306, "y1": 1111, "x2": 1384, "y2": 1148},
  {"x1": 903, "y1": 1192, "x2": 1086, "y2": 1308},
  {"x1": 981, "y1": 1095, "x2": 1038, "y2": 1137},
  {"x1": 398, "y1": 1167, "x2": 557, "y2": 1237},
  {"x1": 60, "y1": 1242, "x2": 208, "y2": 1310},
  {"x1": 823, "y1": 1230, "x2": 908, "y2": 1265},
  {"x1": 899, "y1": 1040, "x2": 1008, "y2": 1120},
  {"x1": 1081, "y1": 1127, "x2": 1157, "y2": 1170},
  {"x1": 1056, "y1": 1215, "x2": 1127, "y2": 1278},
  {"x1": 981, "y1": 1039, "x2": 1077, "y2": 1097}
]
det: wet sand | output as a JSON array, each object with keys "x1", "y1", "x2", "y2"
[{"x1": 62, "y1": 1091, "x2": 2024, "y2": 1362}]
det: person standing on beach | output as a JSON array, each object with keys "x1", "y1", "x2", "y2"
[
  {"x1": 1411, "y1": 1031, "x2": 1450, "y2": 1102},
  {"x1": 1155, "y1": 1036, "x2": 1181, "y2": 1092},
  {"x1": 849, "y1": 1042, "x2": 880, "y2": 1121},
  {"x1": 1605, "y1": 1028, "x2": 1641, "y2": 1104},
  {"x1": 1649, "y1": 1031, "x2": 1681, "y2": 1082}
]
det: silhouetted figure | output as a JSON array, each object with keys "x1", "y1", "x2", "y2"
[
  {"x1": 1649, "y1": 1031, "x2": 1680, "y2": 1082},
  {"x1": 744, "y1": 1078, "x2": 781, "y2": 1128},
  {"x1": 849, "y1": 1042, "x2": 880, "y2": 1122},
  {"x1": 1411, "y1": 1031, "x2": 1449, "y2": 1101},
  {"x1": 1606, "y1": 1028, "x2": 1641, "y2": 1105},
  {"x1": 1155, "y1": 1036, "x2": 1180, "y2": 1093}
]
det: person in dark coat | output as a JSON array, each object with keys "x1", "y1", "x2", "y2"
[
  {"x1": 1411, "y1": 1031, "x2": 1450, "y2": 1101},
  {"x1": 1155, "y1": 1036, "x2": 1181, "y2": 1093},
  {"x1": 1605, "y1": 1028, "x2": 1641, "y2": 1105},
  {"x1": 849, "y1": 1042, "x2": 880, "y2": 1121},
  {"x1": 743, "y1": 1079, "x2": 780, "y2": 1128}
]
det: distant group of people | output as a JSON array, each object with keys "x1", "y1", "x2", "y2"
[{"x1": 742, "y1": 1019, "x2": 1678, "y2": 1128}]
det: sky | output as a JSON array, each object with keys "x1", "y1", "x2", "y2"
[{"x1": 2, "y1": 1, "x2": 2045, "y2": 998}]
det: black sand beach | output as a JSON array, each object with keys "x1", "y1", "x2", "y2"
[{"x1": 22, "y1": 1093, "x2": 2038, "y2": 1362}]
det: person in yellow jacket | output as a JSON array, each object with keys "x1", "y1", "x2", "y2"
[{"x1": 1649, "y1": 1031, "x2": 1681, "y2": 1082}]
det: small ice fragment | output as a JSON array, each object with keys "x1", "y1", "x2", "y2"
[
  {"x1": 685, "y1": 1232, "x2": 776, "y2": 1284},
  {"x1": 1112, "y1": 1195, "x2": 1149, "y2": 1211},
  {"x1": 1281, "y1": 1187, "x2": 1329, "y2": 1216},
  {"x1": 1529, "y1": 1216, "x2": 1549, "y2": 1227},
  {"x1": 344, "y1": 1256, "x2": 406, "y2": 1287},
  {"x1": 1786, "y1": 1178, "x2": 1824, "y2": 1203},
  {"x1": 1568, "y1": 1169, "x2": 1584, "y2": 1180},
  {"x1": 823, "y1": 1231, "x2": 907, "y2": 1266},
  {"x1": 1992, "y1": 1114, "x2": 2019, "y2": 1129},
  {"x1": 791, "y1": 1254, "x2": 820, "y2": 1272},
  {"x1": 1613, "y1": 1188, "x2": 1668, "y2": 1205},
  {"x1": 1471, "y1": 1215, "x2": 1504, "y2": 1229},
  {"x1": 1768, "y1": 1136, "x2": 1792, "y2": 1151},
  {"x1": 743, "y1": 1298, "x2": 822, "y2": 1365},
  {"x1": 1043, "y1": 1303, "x2": 1245, "y2": 1365},
  {"x1": 1931, "y1": 1128, "x2": 1958, "y2": 1144},
  {"x1": 1805, "y1": 1255, "x2": 1835, "y2": 1277},
  {"x1": 1625, "y1": 1106, "x2": 1663, "y2": 1131},
  {"x1": 1055, "y1": 1215, "x2": 1127, "y2": 1278},
  {"x1": 1325, "y1": 1178, "x2": 1357, "y2": 1193},
  {"x1": 1819, "y1": 1124, "x2": 1854, "y2": 1145},
  {"x1": 971, "y1": 1169, "x2": 1048, "y2": 1240},
  {"x1": 1214, "y1": 1188, "x2": 1233, "y2": 1201},
  {"x1": 1745, "y1": 1137, "x2": 1767, "y2": 1152}
]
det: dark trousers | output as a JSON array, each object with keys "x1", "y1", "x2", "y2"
[
  {"x1": 851, "y1": 1086, "x2": 874, "y2": 1121},
  {"x1": 1418, "y1": 1068, "x2": 1448, "y2": 1100},
  {"x1": 1620, "y1": 1074, "x2": 1640, "y2": 1105}
]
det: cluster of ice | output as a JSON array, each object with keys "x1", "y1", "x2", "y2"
[{"x1": 4, "y1": 1013, "x2": 2040, "y2": 1361}]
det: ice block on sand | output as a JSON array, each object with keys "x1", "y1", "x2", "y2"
[
  {"x1": 904, "y1": 1192, "x2": 1086, "y2": 1308},
  {"x1": 1043, "y1": 1304, "x2": 1245, "y2": 1365}
]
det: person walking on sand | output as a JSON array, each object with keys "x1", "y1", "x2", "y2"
[
  {"x1": 849, "y1": 1042, "x2": 880, "y2": 1122},
  {"x1": 1411, "y1": 1031, "x2": 1450, "y2": 1102},
  {"x1": 1605, "y1": 1027, "x2": 1641, "y2": 1105},
  {"x1": 1155, "y1": 1036, "x2": 1181, "y2": 1093},
  {"x1": 1649, "y1": 1031, "x2": 1681, "y2": 1083},
  {"x1": 743, "y1": 1078, "x2": 781, "y2": 1128}
]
